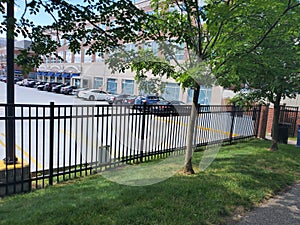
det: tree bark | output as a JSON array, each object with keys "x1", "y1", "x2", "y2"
[
  {"x1": 270, "y1": 95, "x2": 281, "y2": 151},
  {"x1": 183, "y1": 85, "x2": 200, "y2": 174}
]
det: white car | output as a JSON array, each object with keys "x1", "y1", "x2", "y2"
[
  {"x1": 82, "y1": 89, "x2": 111, "y2": 101},
  {"x1": 16, "y1": 80, "x2": 23, "y2": 86},
  {"x1": 76, "y1": 88, "x2": 90, "y2": 98}
]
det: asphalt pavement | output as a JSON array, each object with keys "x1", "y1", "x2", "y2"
[
  {"x1": 234, "y1": 139, "x2": 300, "y2": 225},
  {"x1": 235, "y1": 182, "x2": 300, "y2": 225}
]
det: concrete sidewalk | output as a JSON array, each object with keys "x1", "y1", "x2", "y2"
[
  {"x1": 236, "y1": 182, "x2": 300, "y2": 225},
  {"x1": 235, "y1": 139, "x2": 300, "y2": 225}
]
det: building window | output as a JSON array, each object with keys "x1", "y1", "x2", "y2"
[
  {"x1": 187, "y1": 86, "x2": 212, "y2": 105},
  {"x1": 74, "y1": 52, "x2": 81, "y2": 63},
  {"x1": 162, "y1": 82, "x2": 180, "y2": 100},
  {"x1": 82, "y1": 79, "x2": 89, "y2": 88},
  {"x1": 84, "y1": 49, "x2": 92, "y2": 63},
  {"x1": 152, "y1": 41, "x2": 159, "y2": 56},
  {"x1": 58, "y1": 51, "x2": 64, "y2": 63},
  {"x1": 125, "y1": 43, "x2": 137, "y2": 53},
  {"x1": 50, "y1": 55, "x2": 56, "y2": 63},
  {"x1": 59, "y1": 37, "x2": 65, "y2": 46},
  {"x1": 94, "y1": 77, "x2": 103, "y2": 89},
  {"x1": 107, "y1": 78, "x2": 117, "y2": 94},
  {"x1": 122, "y1": 79, "x2": 134, "y2": 94},
  {"x1": 143, "y1": 41, "x2": 158, "y2": 56},
  {"x1": 66, "y1": 51, "x2": 72, "y2": 63},
  {"x1": 95, "y1": 52, "x2": 104, "y2": 62},
  {"x1": 73, "y1": 78, "x2": 81, "y2": 87},
  {"x1": 175, "y1": 43, "x2": 185, "y2": 61}
]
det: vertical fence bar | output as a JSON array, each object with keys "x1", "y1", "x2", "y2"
[
  {"x1": 74, "y1": 106, "x2": 78, "y2": 175},
  {"x1": 28, "y1": 107, "x2": 35, "y2": 189},
  {"x1": 20, "y1": 106, "x2": 24, "y2": 192},
  {"x1": 49, "y1": 102, "x2": 54, "y2": 186},
  {"x1": 229, "y1": 105, "x2": 236, "y2": 144},
  {"x1": 56, "y1": 106, "x2": 61, "y2": 183},
  {"x1": 68, "y1": 106, "x2": 73, "y2": 176},
  {"x1": 62, "y1": 106, "x2": 67, "y2": 180},
  {"x1": 42, "y1": 106, "x2": 46, "y2": 187},
  {"x1": 90, "y1": 105, "x2": 95, "y2": 171},
  {"x1": 34, "y1": 106, "x2": 39, "y2": 188},
  {"x1": 140, "y1": 103, "x2": 147, "y2": 163}
]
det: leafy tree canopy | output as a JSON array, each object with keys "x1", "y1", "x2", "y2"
[
  {"x1": 207, "y1": 0, "x2": 300, "y2": 150},
  {"x1": 208, "y1": 0, "x2": 300, "y2": 103}
]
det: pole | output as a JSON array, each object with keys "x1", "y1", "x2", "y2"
[{"x1": 4, "y1": 0, "x2": 18, "y2": 164}]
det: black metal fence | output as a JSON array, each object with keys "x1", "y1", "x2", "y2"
[
  {"x1": 279, "y1": 105, "x2": 299, "y2": 137},
  {"x1": 0, "y1": 103, "x2": 261, "y2": 196}
]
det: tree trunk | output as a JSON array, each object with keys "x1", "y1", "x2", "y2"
[
  {"x1": 270, "y1": 95, "x2": 281, "y2": 151},
  {"x1": 183, "y1": 85, "x2": 200, "y2": 174}
]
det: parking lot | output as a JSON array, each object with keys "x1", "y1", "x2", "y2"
[{"x1": 0, "y1": 81, "x2": 110, "y2": 105}]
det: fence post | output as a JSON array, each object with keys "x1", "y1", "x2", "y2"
[
  {"x1": 49, "y1": 102, "x2": 54, "y2": 185},
  {"x1": 255, "y1": 105, "x2": 262, "y2": 138},
  {"x1": 229, "y1": 104, "x2": 236, "y2": 144}
]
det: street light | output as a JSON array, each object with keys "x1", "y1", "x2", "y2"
[{"x1": 4, "y1": 0, "x2": 18, "y2": 164}]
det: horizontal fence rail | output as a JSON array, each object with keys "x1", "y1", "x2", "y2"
[{"x1": 0, "y1": 103, "x2": 261, "y2": 196}]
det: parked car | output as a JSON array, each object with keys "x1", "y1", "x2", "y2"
[
  {"x1": 16, "y1": 80, "x2": 23, "y2": 86},
  {"x1": 52, "y1": 84, "x2": 67, "y2": 93},
  {"x1": 26, "y1": 80, "x2": 37, "y2": 88},
  {"x1": 36, "y1": 81, "x2": 47, "y2": 90},
  {"x1": 14, "y1": 76, "x2": 23, "y2": 83},
  {"x1": 150, "y1": 100, "x2": 186, "y2": 116},
  {"x1": 133, "y1": 95, "x2": 164, "y2": 111},
  {"x1": 1, "y1": 76, "x2": 23, "y2": 83},
  {"x1": 22, "y1": 79, "x2": 36, "y2": 87},
  {"x1": 107, "y1": 94, "x2": 133, "y2": 105},
  {"x1": 82, "y1": 89, "x2": 111, "y2": 101},
  {"x1": 75, "y1": 88, "x2": 90, "y2": 98},
  {"x1": 0, "y1": 75, "x2": 6, "y2": 82},
  {"x1": 122, "y1": 95, "x2": 137, "y2": 107},
  {"x1": 60, "y1": 85, "x2": 77, "y2": 95},
  {"x1": 43, "y1": 82, "x2": 62, "y2": 92}
]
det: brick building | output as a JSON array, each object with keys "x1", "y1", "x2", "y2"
[{"x1": 0, "y1": 40, "x2": 34, "y2": 77}]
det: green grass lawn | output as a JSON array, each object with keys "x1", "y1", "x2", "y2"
[{"x1": 1, "y1": 139, "x2": 300, "y2": 225}]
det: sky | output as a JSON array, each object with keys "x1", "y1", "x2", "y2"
[
  {"x1": 0, "y1": 0, "x2": 86, "y2": 38},
  {"x1": 14, "y1": 0, "x2": 86, "y2": 25}
]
